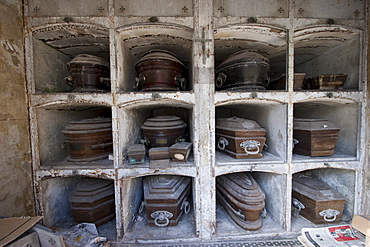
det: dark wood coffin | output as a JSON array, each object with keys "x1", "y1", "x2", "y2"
[
  {"x1": 141, "y1": 115, "x2": 187, "y2": 148},
  {"x1": 65, "y1": 54, "x2": 110, "y2": 92},
  {"x1": 217, "y1": 172, "x2": 265, "y2": 230},
  {"x1": 143, "y1": 175, "x2": 191, "y2": 227},
  {"x1": 293, "y1": 118, "x2": 340, "y2": 157},
  {"x1": 135, "y1": 50, "x2": 187, "y2": 91},
  {"x1": 127, "y1": 144, "x2": 146, "y2": 164},
  {"x1": 215, "y1": 50, "x2": 270, "y2": 91},
  {"x1": 61, "y1": 118, "x2": 113, "y2": 162},
  {"x1": 69, "y1": 179, "x2": 115, "y2": 226},
  {"x1": 292, "y1": 176, "x2": 346, "y2": 224},
  {"x1": 216, "y1": 117, "x2": 266, "y2": 159},
  {"x1": 169, "y1": 142, "x2": 192, "y2": 162}
]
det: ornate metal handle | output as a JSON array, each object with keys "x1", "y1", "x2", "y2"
[
  {"x1": 181, "y1": 198, "x2": 191, "y2": 214},
  {"x1": 100, "y1": 77, "x2": 111, "y2": 87},
  {"x1": 216, "y1": 72, "x2": 226, "y2": 88},
  {"x1": 90, "y1": 142, "x2": 113, "y2": 150},
  {"x1": 135, "y1": 73, "x2": 145, "y2": 90},
  {"x1": 240, "y1": 140, "x2": 260, "y2": 155},
  {"x1": 217, "y1": 137, "x2": 229, "y2": 150},
  {"x1": 151, "y1": 210, "x2": 173, "y2": 227},
  {"x1": 174, "y1": 74, "x2": 187, "y2": 90},
  {"x1": 64, "y1": 76, "x2": 73, "y2": 87},
  {"x1": 319, "y1": 209, "x2": 340, "y2": 222}
]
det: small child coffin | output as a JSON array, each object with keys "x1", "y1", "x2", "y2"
[
  {"x1": 143, "y1": 175, "x2": 191, "y2": 227},
  {"x1": 292, "y1": 176, "x2": 346, "y2": 224},
  {"x1": 217, "y1": 172, "x2": 266, "y2": 230},
  {"x1": 293, "y1": 118, "x2": 340, "y2": 157},
  {"x1": 216, "y1": 117, "x2": 266, "y2": 159},
  {"x1": 69, "y1": 179, "x2": 115, "y2": 226}
]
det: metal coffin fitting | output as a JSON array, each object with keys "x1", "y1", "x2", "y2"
[
  {"x1": 65, "y1": 54, "x2": 110, "y2": 92},
  {"x1": 217, "y1": 172, "x2": 266, "y2": 230},
  {"x1": 69, "y1": 179, "x2": 115, "y2": 226},
  {"x1": 292, "y1": 176, "x2": 346, "y2": 224},
  {"x1": 135, "y1": 50, "x2": 187, "y2": 91},
  {"x1": 293, "y1": 118, "x2": 340, "y2": 157},
  {"x1": 61, "y1": 118, "x2": 113, "y2": 162},
  {"x1": 216, "y1": 117, "x2": 266, "y2": 159},
  {"x1": 216, "y1": 50, "x2": 270, "y2": 91},
  {"x1": 143, "y1": 175, "x2": 191, "y2": 227},
  {"x1": 141, "y1": 115, "x2": 187, "y2": 148}
]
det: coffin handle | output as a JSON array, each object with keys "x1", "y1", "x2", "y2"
[
  {"x1": 319, "y1": 209, "x2": 340, "y2": 222},
  {"x1": 174, "y1": 74, "x2": 187, "y2": 90},
  {"x1": 135, "y1": 73, "x2": 145, "y2": 90},
  {"x1": 91, "y1": 142, "x2": 113, "y2": 150},
  {"x1": 64, "y1": 76, "x2": 73, "y2": 87},
  {"x1": 151, "y1": 210, "x2": 173, "y2": 227},
  {"x1": 217, "y1": 137, "x2": 229, "y2": 150},
  {"x1": 216, "y1": 72, "x2": 226, "y2": 88},
  {"x1": 181, "y1": 198, "x2": 191, "y2": 214},
  {"x1": 240, "y1": 140, "x2": 260, "y2": 155}
]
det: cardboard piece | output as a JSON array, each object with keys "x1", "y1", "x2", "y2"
[
  {"x1": 352, "y1": 215, "x2": 370, "y2": 247},
  {"x1": 0, "y1": 216, "x2": 43, "y2": 247}
]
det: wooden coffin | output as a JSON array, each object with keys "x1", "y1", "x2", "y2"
[
  {"x1": 215, "y1": 50, "x2": 270, "y2": 91},
  {"x1": 69, "y1": 179, "x2": 115, "y2": 226},
  {"x1": 65, "y1": 54, "x2": 110, "y2": 92},
  {"x1": 293, "y1": 118, "x2": 340, "y2": 157},
  {"x1": 141, "y1": 115, "x2": 187, "y2": 148},
  {"x1": 61, "y1": 118, "x2": 113, "y2": 162},
  {"x1": 217, "y1": 172, "x2": 265, "y2": 230},
  {"x1": 292, "y1": 176, "x2": 346, "y2": 224},
  {"x1": 127, "y1": 144, "x2": 146, "y2": 164},
  {"x1": 135, "y1": 50, "x2": 187, "y2": 91},
  {"x1": 143, "y1": 175, "x2": 191, "y2": 227},
  {"x1": 169, "y1": 142, "x2": 192, "y2": 162},
  {"x1": 216, "y1": 117, "x2": 266, "y2": 159}
]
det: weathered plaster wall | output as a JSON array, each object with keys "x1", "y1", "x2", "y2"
[
  {"x1": 0, "y1": 0, "x2": 35, "y2": 216},
  {"x1": 365, "y1": 15, "x2": 370, "y2": 215}
]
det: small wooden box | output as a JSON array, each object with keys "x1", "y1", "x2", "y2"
[
  {"x1": 149, "y1": 147, "x2": 170, "y2": 168},
  {"x1": 127, "y1": 144, "x2": 146, "y2": 164},
  {"x1": 169, "y1": 142, "x2": 192, "y2": 162},
  {"x1": 313, "y1": 74, "x2": 348, "y2": 90},
  {"x1": 292, "y1": 176, "x2": 346, "y2": 224},
  {"x1": 293, "y1": 118, "x2": 340, "y2": 157}
]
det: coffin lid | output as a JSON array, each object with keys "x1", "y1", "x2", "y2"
[
  {"x1": 217, "y1": 172, "x2": 265, "y2": 203},
  {"x1": 292, "y1": 176, "x2": 346, "y2": 202},
  {"x1": 149, "y1": 147, "x2": 169, "y2": 154},
  {"x1": 67, "y1": 54, "x2": 109, "y2": 68},
  {"x1": 141, "y1": 115, "x2": 187, "y2": 130},
  {"x1": 216, "y1": 117, "x2": 265, "y2": 132},
  {"x1": 69, "y1": 180, "x2": 114, "y2": 204},
  {"x1": 127, "y1": 144, "x2": 146, "y2": 154},
  {"x1": 62, "y1": 118, "x2": 112, "y2": 133},
  {"x1": 144, "y1": 175, "x2": 191, "y2": 203},
  {"x1": 135, "y1": 49, "x2": 185, "y2": 67},
  {"x1": 217, "y1": 50, "x2": 269, "y2": 71},
  {"x1": 293, "y1": 118, "x2": 339, "y2": 131}
]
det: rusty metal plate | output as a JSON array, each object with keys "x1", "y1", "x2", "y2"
[
  {"x1": 295, "y1": 0, "x2": 365, "y2": 19},
  {"x1": 114, "y1": 0, "x2": 193, "y2": 16},
  {"x1": 214, "y1": 0, "x2": 288, "y2": 18},
  {"x1": 28, "y1": 0, "x2": 108, "y2": 16}
]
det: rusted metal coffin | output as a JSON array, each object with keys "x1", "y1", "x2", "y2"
[
  {"x1": 216, "y1": 117, "x2": 266, "y2": 159},
  {"x1": 143, "y1": 175, "x2": 191, "y2": 227},
  {"x1": 61, "y1": 118, "x2": 113, "y2": 162},
  {"x1": 135, "y1": 50, "x2": 187, "y2": 91},
  {"x1": 65, "y1": 54, "x2": 110, "y2": 92},
  {"x1": 141, "y1": 115, "x2": 187, "y2": 148},
  {"x1": 292, "y1": 176, "x2": 346, "y2": 224},
  {"x1": 69, "y1": 179, "x2": 115, "y2": 226},
  {"x1": 217, "y1": 172, "x2": 265, "y2": 230},
  {"x1": 215, "y1": 50, "x2": 270, "y2": 91},
  {"x1": 293, "y1": 118, "x2": 340, "y2": 157}
]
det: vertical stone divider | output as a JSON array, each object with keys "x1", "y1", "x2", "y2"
[
  {"x1": 192, "y1": 0, "x2": 216, "y2": 239},
  {"x1": 286, "y1": 0, "x2": 295, "y2": 232}
]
